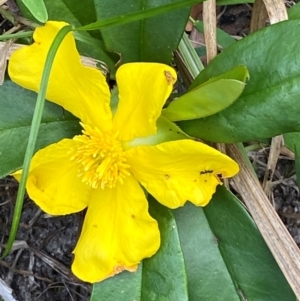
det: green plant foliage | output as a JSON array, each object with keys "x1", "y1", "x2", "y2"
[
  {"x1": 0, "y1": 79, "x2": 80, "y2": 178},
  {"x1": 94, "y1": 0, "x2": 196, "y2": 64},
  {"x1": 91, "y1": 266, "x2": 143, "y2": 300},
  {"x1": 284, "y1": 132, "x2": 300, "y2": 152},
  {"x1": 179, "y1": 19, "x2": 300, "y2": 142},
  {"x1": 174, "y1": 201, "x2": 240, "y2": 300},
  {"x1": 192, "y1": 20, "x2": 236, "y2": 49},
  {"x1": 90, "y1": 187, "x2": 295, "y2": 300},
  {"x1": 163, "y1": 65, "x2": 248, "y2": 121},
  {"x1": 20, "y1": 0, "x2": 48, "y2": 23},
  {"x1": 288, "y1": 2, "x2": 300, "y2": 20},
  {"x1": 203, "y1": 186, "x2": 295, "y2": 300}
]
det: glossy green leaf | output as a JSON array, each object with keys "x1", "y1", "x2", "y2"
[
  {"x1": 91, "y1": 266, "x2": 143, "y2": 300},
  {"x1": 142, "y1": 198, "x2": 188, "y2": 300},
  {"x1": 163, "y1": 66, "x2": 248, "y2": 121},
  {"x1": 93, "y1": 0, "x2": 195, "y2": 64},
  {"x1": 21, "y1": 0, "x2": 48, "y2": 23},
  {"x1": 204, "y1": 186, "x2": 295, "y2": 300},
  {"x1": 60, "y1": 0, "x2": 97, "y2": 28},
  {"x1": 179, "y1": 20, "x2": 300, "y2": 142},
  {"x1": 0, "y1": 79, "x2": 80, "y2": 178},
  {"x1": 163, "y1": 79, "x2": 245, "y2": 121},
  {"x1": 189, "y1": 64, "x2": 249, "y2": 91},
  {"x1": 174, "y1": 201, "x2": 240, "y2": 300}
]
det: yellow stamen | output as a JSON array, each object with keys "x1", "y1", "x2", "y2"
[{"x1": 70, "y1": 123, "x2": 130, "y2": 189}]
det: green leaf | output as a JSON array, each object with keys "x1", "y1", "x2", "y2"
[
  {"x1": 284, "y1": 132, "x2": 300, "y2": 152},
  {"x1": 174, "y1": 200, "x2": 240, "y2": 300},
  {"x1": 20, "y1": 0, "x2": 48, "y2": 23},
  {"x1": 164, "y1": 79, "x2": 245, "y2": 121},
  {"x1": 142, "y1": 198, "x2": 188, "y2": 300},
  {"x1": 175, "y1": 186, "x2": 295, "y2": 300},
  {"x1": 60, "y1": 0, "x2": 97, "y2": 28},
  {"x1": 203, "y1": 186, "x2": 295, "y2": 300},
  {"x1": 288, "y1": 2, "x2": 300, "y2": 20},
  {"x1": 192, "y1": 20, "x2": 236, "y2": 49},
  {"x1": 163, "y1": 66, "x2": 248, "y2": 121},
  {"x1": 91, "y1": 266, "x2": 143, "y2": 300},
  {"x1": 0, "y1": 79, "x2": 80, "y2": 178},
  {"x1": 93, "y1": 0, "x2": 196, "y2": 64},
  {"x1": 179, "y1": 20, "x2": 300, "y2": 142}
]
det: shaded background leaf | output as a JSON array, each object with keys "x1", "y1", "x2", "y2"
[
  {"x1": 20, "y1": 0, "x2": 48, "y2": 23},
  {"x1": 94, "y1": 0, "x2": 196, "y2": 64}
]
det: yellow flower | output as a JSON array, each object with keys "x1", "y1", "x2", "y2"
[{"x1": 8, "y1": 21, "x2": 239, "y2": 283}]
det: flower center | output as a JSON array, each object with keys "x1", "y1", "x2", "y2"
[{"x1": 70, "y1": 123, "x2": 130, "y2": 189}]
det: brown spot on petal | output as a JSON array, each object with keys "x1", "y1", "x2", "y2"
[
  {"x1": 164, "y1": 70, "x2": 175, "y2": 85},
  {"x1": 165, "y1": 174, "x2": 170, "y2": 179},
  {"x1": 114, "y1": 265, "x2": 125, "y2": 274}
]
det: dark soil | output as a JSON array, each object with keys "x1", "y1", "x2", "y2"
[{"x1": 0, "y1": 178, "x2": 91, "y2": 301}]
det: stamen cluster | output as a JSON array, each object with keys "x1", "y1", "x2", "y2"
[{"x1": 70, "y1": 123, "x2": 130, "y2": 189}]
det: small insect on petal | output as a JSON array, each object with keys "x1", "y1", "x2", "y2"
[{"x1": 200, "y1": 170, "x2": 213, "y2": 175}]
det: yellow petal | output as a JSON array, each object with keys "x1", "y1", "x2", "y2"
[
  {"x1": 126, "y1": 140, "x2": 239, "y2": 208},
  {"x1": 113, "y1": 63, "x2": 177, "y2": 141},
  {"x1": 8, "y1": 21, "x2": 112, "y2": 131},
  {"x1": 12, "y1": 139, "x2": 91, "y2": 215},
  {"x1": 72, "y1": 175, "x2": 160, "y2": 283}
]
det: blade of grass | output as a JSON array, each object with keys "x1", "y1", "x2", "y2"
[
  {"x1": 75, "y1": 0, "x2": 201, "y2": 31},
  {"x1": 0, "y1": 31, "x2": 33, "y2": 41},
  {"x1": 177, "y1": 32, "x2": 204, "y2": 79},
  {"x1": 1, "y1": 24, "x2": 73, "y2": 257}
]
